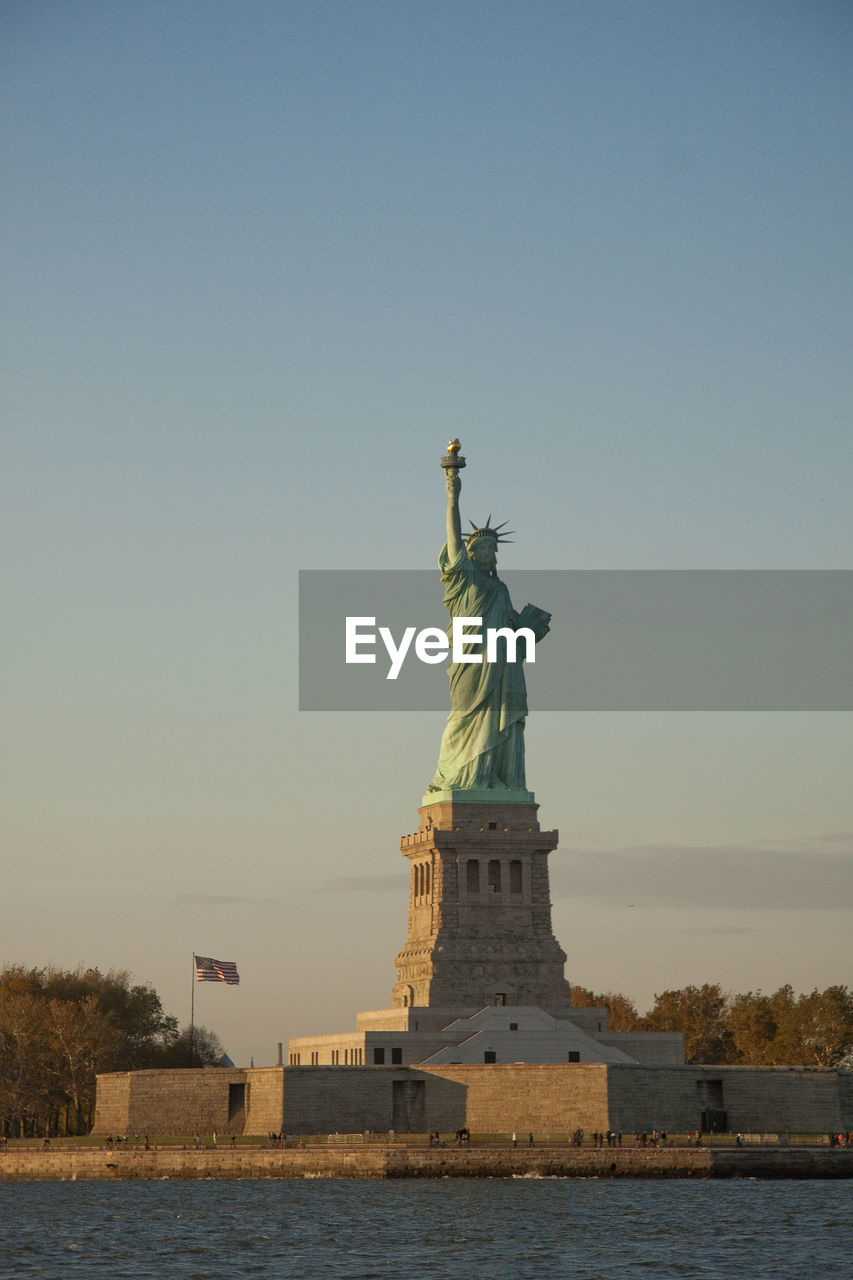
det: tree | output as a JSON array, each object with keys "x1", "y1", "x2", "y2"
[
  {"x1": 643, "y1": 984, "x2": 735, "y2": 1063},
  {"x1": 570, "y1": 986, "x2": 641, "y2": 1031},
  {"x1": 0, "y1": 990, "x2": 53, "y2": 1137},
  {"x1": 771, "y1": 985, "x2": 853, "y2": 1068},
  {"x1": 0, "y1": 965, "x2": 204, "y2": 1134},
  {"x1": 44, "y1": 968, "x2": 179, "y2": 1068},
  {"x1": 596, "y1": 991, "x2": 641, "y2": 1032},
  {"x1": 727, "y1": 990, "x2": 778, "y2": 1065},
  {"x1": 46, "y1": 996, "x2": 122, "y2": 1134},
  {"x1": 152, "y1": 1025, "x2": 225, "y2": 1068}
]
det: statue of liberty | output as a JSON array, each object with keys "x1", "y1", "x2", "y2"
[{"x1": 427, "y1": 441, "x2": 550, "y2": 796}]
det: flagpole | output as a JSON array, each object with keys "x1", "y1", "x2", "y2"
[{"x1": 190, "y1": 953, "x2": 195, "y2": 1067}]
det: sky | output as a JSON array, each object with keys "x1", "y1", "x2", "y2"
[{"x1": 3, "y1": 0, "x2": 852, "y2": 1068}]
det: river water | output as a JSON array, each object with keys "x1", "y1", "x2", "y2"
[{"x1": 0, "y1": 1178, "x2": 848, "y2": 1279}]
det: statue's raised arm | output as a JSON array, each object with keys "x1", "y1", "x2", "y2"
[{"x1": 441, "y1": 437, "x2": 465, "y2": 562}]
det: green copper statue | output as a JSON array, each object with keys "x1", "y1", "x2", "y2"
[{"x1": 427, "y1": 440, "x2": 551, "y2": 796}]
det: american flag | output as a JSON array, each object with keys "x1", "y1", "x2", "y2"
[{"x1": 195, "y1": 956, "x2": 240, "y2": 985}]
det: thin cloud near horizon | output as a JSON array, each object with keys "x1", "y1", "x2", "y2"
[
  {"x1": 312, "y1": 875, "x2": 402, "y2": 895},
  {"x1": 176, "y1": 893, "x2": 273, "y2": 907},
  {"x1": 553, "y1": 836, "x2": 853, "y2": 910},
  {"x1": 309, "y1": 835, "x2": 853, "y2": 911}
]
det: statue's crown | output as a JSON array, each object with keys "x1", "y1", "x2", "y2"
[{"x1": 465, "y1": 516, "x2": 514, "y2": 550}]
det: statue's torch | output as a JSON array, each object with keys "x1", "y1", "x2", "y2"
[{"x1": 440, "y1": 438, "x2": 466, "y2": 471}]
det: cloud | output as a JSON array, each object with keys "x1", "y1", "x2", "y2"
[
  {"x1": 753, "y1": 831, "x2": 853, "y2": 853},
  {"x1": 551, "y1": 835, "x2": 853, "y2": 910},
  {"x1": 312, "y1": 875, "x2": 402, "y2": 895},
  {"x1": 680, "y1": 925, "x2": 760, "y2": 936},
  {"x1": 176, "y1": 893, "x2": 270, "y2": 907}
]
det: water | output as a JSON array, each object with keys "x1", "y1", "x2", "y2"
[{"x1": 0, "y1": 1179, "x2": 848, "y2": 1279}]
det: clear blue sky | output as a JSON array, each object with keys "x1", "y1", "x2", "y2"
[{"x1": 3, "y1": 1, "x2": 852, "y2": 1066}]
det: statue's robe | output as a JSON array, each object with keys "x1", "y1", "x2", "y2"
[{"x1": 428, "y1": 543, "x2": 527, "y2": 792}]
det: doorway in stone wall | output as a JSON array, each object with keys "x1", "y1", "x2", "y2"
[
  {"x1": 392, "y1": 1079, "x2": 426, "y2": 1132},
  {"x1": 697, "y1": 1079, "x2": 727, "y2": 1132},
  {"x1": 228, "y1": 1082, "x2": 248, "y2": 1125}
]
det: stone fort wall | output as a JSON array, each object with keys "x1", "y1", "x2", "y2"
[
  {"x1": 93, "y1": 1068, "x2": 284, "y2": 1137},
  {"x1": 93, "y1": 1063, "x2": 853, "y2": 1137},
  {"x1": 417, "y1": 1064, "x2": 610, "y2": 1132},
  {"x1": 607, "y1": 1065, "x2": 851, "y2": 1135}
]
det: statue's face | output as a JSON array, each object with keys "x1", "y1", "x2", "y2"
[{"x1": 469, "y1": 537, "x2": 497, "y2": 570}]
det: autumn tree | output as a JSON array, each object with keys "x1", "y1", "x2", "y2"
[
  {"x1": 0, "y1": 990, "x2": 53, "y2": 1137},
  {"x1": 635, "y1": 983, "x2": 853, "y2": 1067},
  {"x1": 727, "y1": 990, "x2": 778, "y2": 1065},
  {"x1": 767, "y1": 985, "x2": 853, "y2": 1068},
  {"x1": 40, "y1": 968, "x2": 179, "y2": 1068},
  {"x1": 46, "y1": 996, "x2": 123, "y2": 1134},
  {"x1": 0, "y1": 966, "x2": 207, "y2": 1135},
  {"x1": 569, "y1": 986, "x2": 641, "y2": 1031},
  {"x1": 642, "y1": 984, "x2": 735, "y2": 1063}
]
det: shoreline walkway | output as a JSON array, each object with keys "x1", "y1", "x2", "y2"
[{"x1": 2, "y1": 1142, "x2": 852, "y2": 1181}]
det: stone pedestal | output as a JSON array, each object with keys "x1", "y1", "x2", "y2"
[{"x1": 392, "y1": 794, "x2": 573, "y2": 1011}]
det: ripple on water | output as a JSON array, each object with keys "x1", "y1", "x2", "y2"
[{"x1": 0, "y1": 1179, "x2": 848, "y2": 1279}]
